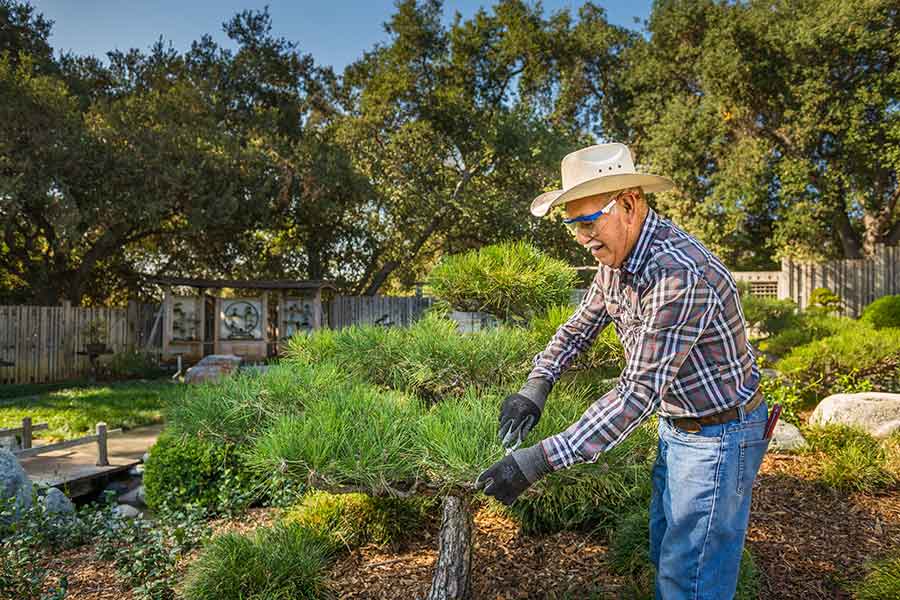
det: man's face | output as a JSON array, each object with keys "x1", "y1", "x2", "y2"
[{"x1": 563, "y1": 189, "x2": 643, "y2": 269}]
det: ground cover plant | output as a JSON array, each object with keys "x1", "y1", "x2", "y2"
[{"x1": 0, "y1": 379, "x2": 177, "y2": 440}]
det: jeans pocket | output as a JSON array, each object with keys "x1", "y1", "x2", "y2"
[{"x1": 737, "y1": 438, "x2": 770, "y2": 495}]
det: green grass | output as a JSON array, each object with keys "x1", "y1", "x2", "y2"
[
  {"x1": 802, "y1": 425, "x2": 898, "y2": 493},
  {"x1": 853, "y1": 555, "x2": 900, "y2": 600},
  {"x1": 181, "y1": 522, "x2": 334, "y2": 600},
  {"x1": 0, "y1": 379, "x2": 177, "y2": 440}
]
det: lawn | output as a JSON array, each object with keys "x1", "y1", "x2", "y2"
[{"x1": 0, "y1": 379, "x2": 180, "y2": 440}]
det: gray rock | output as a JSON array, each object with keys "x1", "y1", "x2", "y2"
[
  {"x1": 769, "y1": 421, "x2": 807, "y2": 452},
  {"x1": 104, "y1": 480, "x2": 131, "y2": 496},
  {"x1": 760, "y1": 368, "x2": 781, "y2": 380},
  {"x1": 42, "y1": 487, "x2": 75, "y2": 516},
  {"x1": 119, "y1": 485, "x2": 146, "y2": 508},
  {"x1": 184, "y1": 354, "x2": 243, "y2": 384},
  {"x1": 0, "y1": 448, "x2": 32, "y2": 524},
  {"x1": 810, "y1": 392, "x2": 900, "y2": 438},
  {"x1": 0, "y1": 436, "x2": 19, "y2": 452},
  {"x1": 115, "y1": 504, "x2": 141, "y2": 519}
]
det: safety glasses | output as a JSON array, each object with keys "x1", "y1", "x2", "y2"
[{"x1": 561, "y1": 195, "x2": 620, "y2": 237}]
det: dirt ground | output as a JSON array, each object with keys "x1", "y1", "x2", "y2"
[{"x1": 40, "y1": 453, "x2": 900, "y2": 599}]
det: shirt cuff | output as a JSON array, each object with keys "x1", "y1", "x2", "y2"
[{"x1": 540, "y1": 433, "x2": 584, "y2": 471}]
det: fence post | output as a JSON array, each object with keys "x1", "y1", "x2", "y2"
[
  {"x1": 22, "y1": 417, "x2": 32, "y2": 450},
  {"x1": 96, "y1": 422, "x2": 109, "y2": 466}
]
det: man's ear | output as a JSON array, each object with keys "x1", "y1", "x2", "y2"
[{"x1": 621, "y1": 190, "x2": 641, "y2": 222}]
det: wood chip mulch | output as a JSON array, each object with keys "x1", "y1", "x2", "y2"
[
  {"x1": 747, "y1": 453, "x2": 900, "y2": 600},
  {"x1": 36, "y1": 458, "x2": 900, "y2": 600},
  {"x1": 328, "y1": 507, "x2": 627, "y2": 599}
]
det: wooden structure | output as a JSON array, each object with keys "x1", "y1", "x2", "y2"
[
  {"x1": 0, "y1": 304, "x2": 139, "y2": 385},
  {"x1": 144, "y1": 276, "x2": 335, "y2": 362},
  {"x1": 6, "y1": 419, "x2": 162, "y2": 499}
]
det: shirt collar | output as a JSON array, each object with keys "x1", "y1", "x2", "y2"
[{"x1": 621, "y1": 208, "x2": 661, "y2": 275}]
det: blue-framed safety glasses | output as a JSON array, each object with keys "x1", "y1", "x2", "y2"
[{"x1": 561, "y1": 197, "x2": 617, "y2": 236}]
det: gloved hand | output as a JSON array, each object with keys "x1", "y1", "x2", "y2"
[
  {"x1": 498, "y1": 377, "x2": 552, "y2": 450},
  {"x1": 475, "y1": 444, "x2": 552, "y2": 505}
]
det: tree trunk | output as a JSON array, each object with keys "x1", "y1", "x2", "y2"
[
  {"x1": 834, "y1": 209, "x2": 864, "y2": 259},
  {"x1": 425, "y1": 495, "x2": 473, "y2": 600}
]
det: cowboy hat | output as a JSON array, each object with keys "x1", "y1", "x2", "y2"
[{"x1": 530, "y1": 143, "x2": 675, "y2": 217}]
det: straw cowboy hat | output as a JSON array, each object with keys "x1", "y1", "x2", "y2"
[{"x1": 530, "y1": 143, "x2": 675, "y2": 217}]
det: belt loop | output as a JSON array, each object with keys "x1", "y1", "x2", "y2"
[{"x1": 737, "y1": 401, "x2": 746, "y2": 422}]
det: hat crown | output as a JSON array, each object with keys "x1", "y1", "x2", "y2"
[{"x1": 561, "y1": 143, "x2": 636, "y2": 189}]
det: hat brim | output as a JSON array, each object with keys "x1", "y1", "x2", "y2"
[{"x1": 530, "y1": 173, "x2": 675, "y2": 217}]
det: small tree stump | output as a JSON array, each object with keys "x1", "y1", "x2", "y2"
[{"x1": 426, "y1": 494, "x2": 473, "y2": 600}]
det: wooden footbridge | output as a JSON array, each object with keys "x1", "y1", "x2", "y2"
[{"x1": 2, "y1": 418, "x2": 162, "y2": 498}]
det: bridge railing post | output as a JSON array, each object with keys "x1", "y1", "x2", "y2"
[{"x1": 96, "y1": 422, "x2": 109, "y2": 466}]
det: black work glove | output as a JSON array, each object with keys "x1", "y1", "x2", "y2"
[
  {"x1": 474, "y1": 444, "x2": 552, "y2": 506},
  {"x1": 498, "y1": 377, "x2": 552, "y2": 450}
]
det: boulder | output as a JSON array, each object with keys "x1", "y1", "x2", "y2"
[
  {"x1": 810, "y1": 392, "x2": 900, "y2": 438},
  {"x1": 184, "y1": 354, "x2": 243, "y2": 384},
  {"x1": 0, "y1": 448, "x2": 32, "y2": 523},
  {"x1": 769, "y1": 421, "x2": 807, "y2": 452},
  {"x1": 42, "y1": 487, "x2": 75, "y2": 516},
  {"x1": 119, "y1": 485, "x2": 146, "y2": 508},
  {"x1": 115, "y1": 504, "x2": 141, "y2": 519}
]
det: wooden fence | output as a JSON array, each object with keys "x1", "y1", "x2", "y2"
[
  {"x1": 0, "y1": 303, "x2": 159, "y2": 385},
  {"x1": 780, "y1": 244, "x2": 900, "y2": 317},
  {"x1": 328, "y1": 295, "x2": 434, "y2": 329}
]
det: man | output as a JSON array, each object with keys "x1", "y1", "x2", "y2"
[{"x1": 474, "y1": 143, "x2": 770, "y2": 600}]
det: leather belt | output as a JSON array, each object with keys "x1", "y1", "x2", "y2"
[{"x1": 671, "y1": 389, "x2": 765, "y2": 433}]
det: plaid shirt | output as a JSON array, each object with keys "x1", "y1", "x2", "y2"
[{"x1": 532, "y1": 208, "x2": 760, "y2": 471}]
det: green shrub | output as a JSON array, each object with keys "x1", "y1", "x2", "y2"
[
  {"x1": 758, "y1": 313, "x2": 855, "y2": 358},
  {"x1": 860, "y1": 295, "x2": 900, "y2": 330},
  {"x1": 108, "y1": 350, "x2": 165, "y2": 380},
  {"x1": 283, "y1": 490, "x2": 431, "y2": 550},
  {"x1": 166, "y1": 362, "x2": 345, "y2": 443},
  {"x1": 819, "y1": 441, "x2": 895, "y2": 493},
  {"x1": 508, "y1": 405, "x2": 656, "y2": 534},
  {"x1": 853, "y1": 555, "x2": 900, "y2": 600},
  {"x1": 143, "y1": 430, "x2": 262, "y2": 514},
  {"x1": 808, "y1": 287, "x2": 843, "y2": 312},
  {"x1": 741, "y1": 294, "x2": 799, "y2": 338},
  {"x1": 426, "y1": 241, "x2": 577, "y2": 323},
  {"x1": 777, "y1": 325, "x2": 900, "y2": 397},
  {"x1": 182, "y1": 523, "x2": 333, "y2": 600},
  {"x1": 758, "y1": 376, "x2": 808, "y2": 426}
]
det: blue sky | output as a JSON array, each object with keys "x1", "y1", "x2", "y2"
[{"x1": 33, "y1": 1, "x2": 652, "y2": 72}]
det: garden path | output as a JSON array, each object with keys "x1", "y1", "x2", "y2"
[{"x1": 19, "y1": 423, "x2": 164, "y2": 496}]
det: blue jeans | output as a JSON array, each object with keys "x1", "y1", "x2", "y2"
[{"x1": 649, "y1": 400, "x2": 769, "y2": 600}]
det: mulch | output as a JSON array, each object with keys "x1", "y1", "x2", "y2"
[
  {"x1": 747, "y1": 453, "x2": 900, "y2": 600},
  {"x1": 37, "y1": 456, "x2": 900, "y2": 600}
]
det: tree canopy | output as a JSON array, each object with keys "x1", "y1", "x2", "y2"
[{"x1": 1, "y1": 0, "x2": 897, "y2": 304}]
